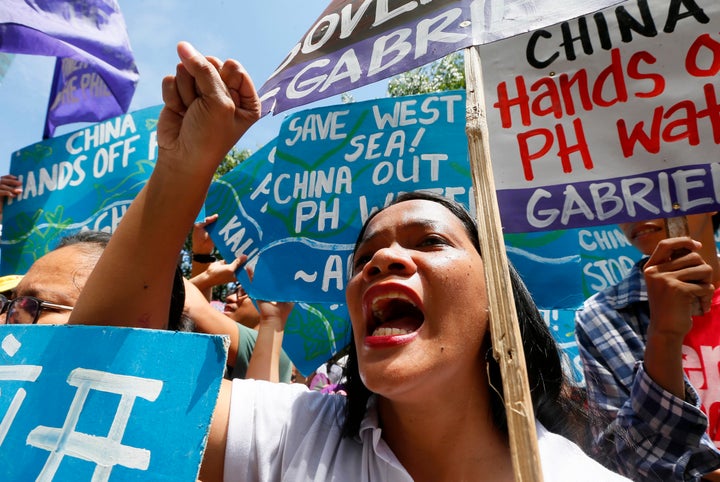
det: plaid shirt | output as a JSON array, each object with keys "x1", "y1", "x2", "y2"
[{"x1": 575, "y1": 259, "x2": 720, "y2": 481}]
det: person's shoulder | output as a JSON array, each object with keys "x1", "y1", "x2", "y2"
[
  {"x1": 231, "y1": 378, "x2": 348, "y2": 432},
  {"x1": 578, "y1": 260, "x2": 647, "y2": 317},
  {"x1": 536, "y1": 422, "x2": 630, "y2": 481}
]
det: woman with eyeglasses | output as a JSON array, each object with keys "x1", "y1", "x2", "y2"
[
  {"x1": 2, "y1": 233, "x2": 107, "y2": 326},
  {"x1": 3, "y1": 230, "x2": 190, "y2": 332}
]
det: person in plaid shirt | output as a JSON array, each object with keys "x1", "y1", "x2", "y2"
[{"x1": 576, "y1": 213, "x2": 720, "y2": 481}]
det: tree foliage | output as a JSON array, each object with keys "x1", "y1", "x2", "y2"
[
  {"x1": 214, "y1": 147, "x2": 252, "y2": 179},
  {"x1": 387, "y1": 52, "x2": 465, "y2": 97}
]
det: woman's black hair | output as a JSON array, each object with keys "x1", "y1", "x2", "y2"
[{"x1": 341, "y1": 191, "x2": 586, "y2": 444}]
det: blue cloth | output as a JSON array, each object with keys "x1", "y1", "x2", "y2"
[{"x1": 575, "y1": 259, "x2": 720, "y2": 481}]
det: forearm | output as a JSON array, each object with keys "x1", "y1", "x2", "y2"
[
  {"x1": 246, "y1": 317, "x2": 285, "y2": 383},
  {"x1": 70, "y1": 157, "x2": 214, "y2": 328},
  {"x1": 189, "y1": 267, "x2": 216, "y2": 300},
  {"x1": 644, "y1": 331, "x2": 686, "y2": 399},
  {"x1": 192, "y1": 307, "x2": 241, "y2": 364}
]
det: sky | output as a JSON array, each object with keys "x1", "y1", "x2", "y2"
[{"x1": 0, "y1": 0, "x2": 390, "y2": 175}]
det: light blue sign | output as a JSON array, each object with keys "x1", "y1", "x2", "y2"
[
  {"x1": 0, "y1": 325, "x2": 227, "y2": 481},
  {"x1": 506, "y1": 225, "x2": 641, "y2": 310},
  {"x1": 1, "y1": 105, "x2": 161, "y2": 275},
  {"x1": 258, "y1": 91, "x2": 470, "y2": 304},
  {"x1": 205, "y1": 142, "x2": 352, "y2": 376},
  {"x1": 539, "y1": 309, "x2": 586, "y2": 386}
]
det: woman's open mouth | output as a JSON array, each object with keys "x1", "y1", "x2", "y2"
[{"x1": 366, "y1": 289, "x2": 424, "y2": 337}]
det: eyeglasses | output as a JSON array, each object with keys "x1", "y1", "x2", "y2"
[{"x1": 1, "y1": 295, "x2": 74, "y2": 325}]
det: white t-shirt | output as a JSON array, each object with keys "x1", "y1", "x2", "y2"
[{"x1": 224, "y1": 379, "x2": 629, "y2": 482}]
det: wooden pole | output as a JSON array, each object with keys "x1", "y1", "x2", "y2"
[{"x1": 463, "y1": 45, "x2": 543, "y2": 482}]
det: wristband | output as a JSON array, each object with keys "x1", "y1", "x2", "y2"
[{"x1": 192, "y1": 253, "x2": 216, "y2": 263}]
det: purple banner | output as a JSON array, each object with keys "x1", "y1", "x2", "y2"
[
  {"x1": 258, "y1": 0, "x2": 624, "y2": 115},
  {"x1": 0, "y1": 0, "x2": 138, "y2": 137},
  {"x1": 498, "y1": 163, "x2": 720, "y2": 232}
]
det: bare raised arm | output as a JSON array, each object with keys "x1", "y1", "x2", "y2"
[
  {"x1": 643, "y1": 236, "x2": 715, "y2": 398},
  {"x1": 246, "y1": 300, "x2": 294, "y2": 383},
  {"x1": 68, "y1": 42, "x2": 261, "y2": 329}
]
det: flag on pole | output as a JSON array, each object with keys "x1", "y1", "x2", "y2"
[{"x1": 0, "y1": 0, "x2": 139, "y2": 137}]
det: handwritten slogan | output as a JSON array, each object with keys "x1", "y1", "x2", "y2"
[
  {"x1": 506, "y1": 223, "x2": 641, "y2": 308},
  {"x1": 258, "y1": 0, "x2": 624, "y2": 115},
  {"x1": 203, "y1": 92, "x2": 640, "y2": 376},
  {"x1": 1, "y1": 105, "x2": 161, "y2": 275},
  {"x1": 480, "y1": 0, "x2": 720, "y2": 232},
  {"x1": 259, "y1": 91, "x2": 470, "y2": 304},
  {"x1": 205, "y1": 144, "x2": 352, "y2": 376},
  {"x1": 0, "y1": 325, "x2": 227, "y2": 481}
]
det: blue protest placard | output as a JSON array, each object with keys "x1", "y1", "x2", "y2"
[
  {"x1": 0, "y1": 325, "x2": 227, "y2": 481},
  {"x1": 539, "y1": 308, "x2": 586, "y2": 385},
  {"x1": 256, "y1": 91, "x2": 471, "y2": 304},
  {"x1": 205, "y1": 142, "x2": 352, "y2": 375},
  {"x1": 506, "y1": 224, "x2": 641, "y2": 310},
  {"x1": 1, "y1": 105, "x2": 161, "y2": 276}
]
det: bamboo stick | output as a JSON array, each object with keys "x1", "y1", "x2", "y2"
[{"x1": 463, "y1": 45, "x2": 543, "y2": 482}]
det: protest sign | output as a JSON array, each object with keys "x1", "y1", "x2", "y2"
[
  {"x1": 1, "y1": 105, "x2": 161, "y2": 275},
  {"x1": 506, "y1": 224, "x2": 640, "y2": 309},
  {"x1": 0, "y1": 325, "x2": 227, "y2": 481},
  {"x1": 479, "y1": 0, "x2": 720, "y2": 233},
  {"x1": 256, "y1": 91, "x2": 470, "y2": 304},
  {"x1": 258, "y1": 0, "x2": 624, "y2": 115},
  {"x1": 205, "y1": 143, "x2": 352, "y2": 375},
  {"x1": 539, "y1": 308, "x2": 586, "y2": 385},
  {"x1": 202, "y1": 92, "x2": 632, "y2": 375}
]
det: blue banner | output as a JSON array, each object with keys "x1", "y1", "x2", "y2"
[
  {"x1": 506, "y1": 224, "x2": 641, "y2": 309},
  {"x1": 0, "y1": 325, "x2": 227, "y2": 481},
  {"x1": 1, "y1": 105, "x2": 161, "y2": 276},
  {"x1": 259, "y1": 91, "x2": 470, "y2": 303},
  {"x1": 205, "y1": 142, "x2": 352, "y2": 376}
]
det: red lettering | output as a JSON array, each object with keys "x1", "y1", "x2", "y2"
[
  {"x1": 698, "y1": 83, "x2": 720, "y2": 143},
  {"x1": 493, "y1": 49, "x2": 664, "y2": 127},
  {"x1": 616, "y1": 108, "x2": 663, "y2": 157},
  {"x1": 627, "y1": 51, "x2": 665, "y2": 98},
  {"x1": 663, "y1": 100, "x2": 700, "y2": 146},
  {"x1": 556, "y1": 118, "x2": 593, "y2": 174},
  {"x1": 686, "y1": 33, "x2": 720, "y2": 77},
  {"x1": 517, "y1": 118, "x2": 592, "y2": 181},
  {"x1": 518, "y1": 128, "x2": 553, "y2": 181},
  {"x1": 558, "y1": 70, "x2": 593, "y2": 116},
  {"x1": 494, "y1": 77, "x2": 531, "y2": 128},
  {"x1": 616, "y1": 85, "x2": 720, "y2": 158},
  {"x1": 530, "y1": 77, "x2": 563, "y2": 119},
  {"x1": 592, "y1": 48, "x2": 628, "y2": 108}
]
